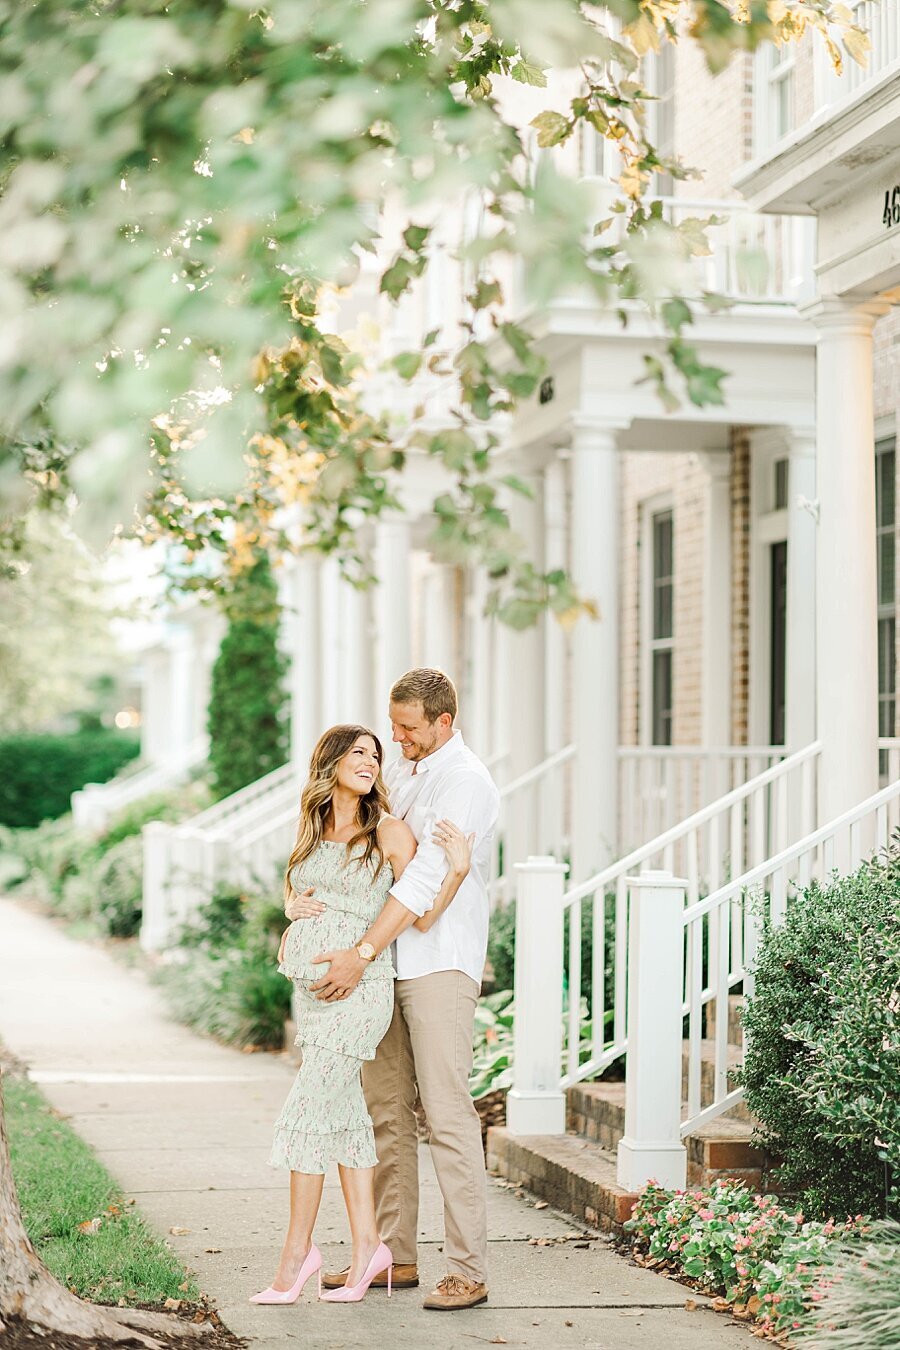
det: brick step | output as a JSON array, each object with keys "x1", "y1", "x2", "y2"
[
  {"x1": 486, "y1": 1126, "x2": 637, "y2": 1233},
  {"x1": 705, "y1": 994, "x2": 746, "y2": 1049},
  {"x1": 566, "y1": 1079, "x2": 767, "y2": 1188}
]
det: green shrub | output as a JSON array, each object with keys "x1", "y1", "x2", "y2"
[
  {"x1": 0, "y1": 730, "x2": 140, "y2": 827},
  {"x1": 3, "y1": 815, "x2": 99, "y2": 901},
  {"x1": 625, "y1": 1179, "x2": 864, "y2": 1338},
  {"x1": 94, "y1": 836, "x2": 144, "y2": 938},
  {"x1": 155, "y1": 888, "x2": 291, "y2": 1049},
  {"x1": 207, "y1": 557, "x2": 289, "y2": 800},
  {"x1": 740, "y1": 847, "x2": 900, "y2": 1219},
  {"x1": 100, "y1": 782, "x2": 210, "y2": 848},
  {"x1": 794, "y1": 1221, "x2": 900, "y2": 1349}
]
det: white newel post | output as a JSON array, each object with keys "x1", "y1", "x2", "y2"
[
  {"x1": 785, "y1": 429, "x2": 817, "y2": 752},
  {"x1": 507, "y1": 856, "x2": 568, "y2": 1136},
  {"x1": 570, "y1": 420, "x2": 622, "y2": 879},
  {"x1": 141, "y1": 821, "x2": 174, "y2": 952},
  {"x1": 807, "y1": 299, "x2": 885, "y2": 821},
  {"x1": 617, "y1": 870, "x2": 688, "y2": 1191}
]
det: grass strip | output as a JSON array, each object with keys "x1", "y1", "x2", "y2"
[{"x1": 5, "y1": 1070, "x2": 199, "y2": 1307}]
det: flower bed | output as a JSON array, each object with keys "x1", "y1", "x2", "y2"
[{"x1": 624, "y1": 1179, "x2": 866, "y2": 1340}]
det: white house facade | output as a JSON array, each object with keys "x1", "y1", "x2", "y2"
[{"x1": 79, "y1": 11, "x2": 900, "y2": 1198}]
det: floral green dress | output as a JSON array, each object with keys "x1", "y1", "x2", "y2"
[{"x1": 269, "y1": 840, "x2": 395, "y2": 1174}]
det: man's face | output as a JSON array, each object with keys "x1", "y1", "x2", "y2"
[{"x1": 389, "y1": 700, "x2": 449, "y2": 762}]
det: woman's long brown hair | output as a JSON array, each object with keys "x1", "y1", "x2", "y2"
[{"x1": 283, "y1": 724, "x2": 390, "y2": 904}]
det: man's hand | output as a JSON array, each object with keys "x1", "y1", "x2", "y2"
[
  {"x1": 285, "y1": 886, "x2": 323, "y2": 920},
  {"x1": 310, "y1": 947, "x2": 365, "y2": 1002}
]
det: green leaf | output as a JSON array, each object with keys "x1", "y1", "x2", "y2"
[
  {"x1": 470, "y1": 278, "x2": 503, "y2": 310},
  {"x1": 402, "y1": 224, "x2": 431, "y2": 252},
  {"x1": 530, "y1": 110, "x2": 572, "y2": 148},
  {"x1": 391, "y1": 351, "x2": 422, "y2": 381},
  {"x1": 511, "y1": 59, "x2": 547, "y2": 87},
  {"x1": 660, "y1": 297, "x2": 693, "y2": 334},
  {"x1": 500, "y1": 474, "x2": 534, "y2": 498}
]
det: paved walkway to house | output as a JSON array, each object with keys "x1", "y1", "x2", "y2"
[{"x1": 0, "y1": 897, "x2": 750, "y2": 1350}]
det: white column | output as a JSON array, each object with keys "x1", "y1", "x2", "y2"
[
  {"x1": 373, "y1": 517, "x2": 412, "y2": 744},
  {"x1": 785, "y1": 429, "x2": 817, "y2": 751},
  {"x1": 507, "y1": 855, "x2": 568, "y2": 1135},
  {"x1": 319, "y1": 558, "x2": 342, "y2": 729},
  {"x1": 166, "y1": 626, "x2": 194, "y2": 767},
  {"x1": 570, "y1": 420, "x2": 623, "y2": 879},
  {"x1": 806, "y1": 298, "x2": 885, "y2": 821},
  {"x1": 501, "y1": 475, "x2": 545, "y2": 866},
  {"x1": 464, "y1": 567, "x2": 493, "y2": 760},
  {"x1": 543, "y1": 455, "x2": 569, "y2": 856},
  {"x1": 339, "y1": 577, "x2": 368, "y2": 725},
  {"x1": 700, "y1": 453, "x2": 732, "y2": 748},
  {"x1": 543, "y1": 456, "x2": 568, "y2": 756},
  {"x1": 421, "y1": 564, "x2": 456, "y2": 676},
  {"x1": 617, "y1": 870, "x2": 688, "y2": 1191},
  {"x1": 286, "y1": 555, "x2": 321, "y2": 769},
  {"x1": 140, "y1": 647, "x2": 171, "y2": 765}
]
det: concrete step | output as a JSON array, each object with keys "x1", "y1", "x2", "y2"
[
  {"x1": 705, "y1": 994, "x2": 745, "y2": 1049},
  {"x1": 486, "y1": 1126, "x2": 638, "y2": 1233}
]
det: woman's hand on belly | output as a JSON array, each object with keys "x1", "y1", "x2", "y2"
[{"x1": 285, "y1": 885, "x2": 325, "y2": 920}]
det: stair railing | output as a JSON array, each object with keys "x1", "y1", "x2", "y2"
[
  {"x1": 681, "y1": 772, "x2": 900, "y2": 1136},
  {"x1": 559, "y1": 741, "x2": 821, "y2": 1088}
]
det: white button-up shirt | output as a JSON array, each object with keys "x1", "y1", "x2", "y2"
[{"x1": 386, "y1": 730, "x2": 500, "y2": 986}]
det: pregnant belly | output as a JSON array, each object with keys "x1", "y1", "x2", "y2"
[{"x1": 281, "y1": 912, "x2": 391, "y2": 981}]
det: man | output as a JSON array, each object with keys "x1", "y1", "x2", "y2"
[{"x1": 295, "y1": 668, "x2": 500, "y2": 1310}]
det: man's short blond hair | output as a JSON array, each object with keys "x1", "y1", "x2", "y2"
[{"x1": 390, "y1": 668, "x2": 458, "y2": 724}]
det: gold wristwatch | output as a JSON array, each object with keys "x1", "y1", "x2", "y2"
[{"x1": 356, "y1": 941, "x2": 377, "y2": 963}]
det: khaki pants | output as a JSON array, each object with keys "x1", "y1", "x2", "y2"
[{"x1": 362, "y1": 969, "x2": 488, "y2": 1285}]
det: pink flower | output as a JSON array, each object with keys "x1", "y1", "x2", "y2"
[
  {"x1": 698, "y1": 1208, "x2": 715, "y2": 1221},
  {"x1": 812, "y1": 1291, "x2": 824, "y2": 1302}
]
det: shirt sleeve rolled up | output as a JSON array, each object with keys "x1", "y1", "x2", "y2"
[{"x1": 388, "y1": 772, "x2": 498, "y2": 918}]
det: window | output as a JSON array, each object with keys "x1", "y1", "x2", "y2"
[
  {"x1": 756, "y1": 45, "x2": 795, "y2": 151},
  {"x1": 876, "y1": 439, "x2": 896, "y2": 773},
  {"x1": 773, "y1": 457, "x2": 789, "y2": 511},
  {"x1": 651, "y1": 509, "x2": 675, "y2": 745}
]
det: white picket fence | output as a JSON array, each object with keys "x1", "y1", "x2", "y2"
[{"x1": 508, "y1": 757, "x2": 900, "y2": 1192}]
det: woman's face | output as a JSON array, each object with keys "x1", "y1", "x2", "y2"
[{"x1": 335, "y1": 735, "x2": 380, "y2": 797}]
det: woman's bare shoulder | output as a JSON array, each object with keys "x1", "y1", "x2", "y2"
[{"x1": 377, "y1": 814, "x2": 416, "y2": 851}]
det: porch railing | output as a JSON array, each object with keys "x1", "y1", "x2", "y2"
[
  {"x1": 680, "y1": 772, "x2": 900, "y2": 1137},
  {"x1": 506, "y1": 741, "x2": 821, "y2": 1137}
]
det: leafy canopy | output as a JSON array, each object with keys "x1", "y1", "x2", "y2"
[{"x1": 0, "y1": 0, "x2": 867, "y2": 624}]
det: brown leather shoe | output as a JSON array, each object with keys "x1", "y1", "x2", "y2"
[
  {"x1": 422, "y1": 1274, "x2": 488, "y2": 1310},
  {"x1": 320, "y1": 1262, "x2": 419, "y2": 1290}
]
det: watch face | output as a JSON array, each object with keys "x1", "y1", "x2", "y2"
[{"x1": 358, "y1": 942, "x2": 376, "y2": 961}]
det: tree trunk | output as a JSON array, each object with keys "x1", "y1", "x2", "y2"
[{"x1": 0, "y1": 1067, "x2": 207, "y2": 1347}]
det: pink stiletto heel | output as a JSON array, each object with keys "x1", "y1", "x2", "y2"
[
  {"x1": 319, "y1": 1242, "x2": 393, "y2": 1303},
  {"x1": 249, "y1": 1244, "x2": 323, "y2": 1304}
]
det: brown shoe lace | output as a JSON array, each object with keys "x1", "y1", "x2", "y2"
[{"x1": 435, "y1": 1275, "x2": 474, "y2": 1296}]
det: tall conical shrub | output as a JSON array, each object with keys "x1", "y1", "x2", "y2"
[{"x1": 207, "y1": 556, "x2": 289, "y2": 800}]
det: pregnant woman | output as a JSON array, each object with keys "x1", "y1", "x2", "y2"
[{"x1": 250, "y1": 724, "x2": 471, "y2": 1307}]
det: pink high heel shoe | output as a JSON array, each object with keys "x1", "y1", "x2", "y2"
[
  {"x1": 319, "y1": 1241, "x2": 393, "y2": 1303},
  {"x1": 249, "y1": 1244, "x2": 323, "y2": 1304}
]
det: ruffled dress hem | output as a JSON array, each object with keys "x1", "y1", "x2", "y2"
[{"x1": 269, "y1": 1126, "x2": 378, "y2": 1174}]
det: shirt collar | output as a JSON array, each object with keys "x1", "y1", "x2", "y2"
[{"x1": 400, "y1": 728, "x2": 465, "y2": 777}]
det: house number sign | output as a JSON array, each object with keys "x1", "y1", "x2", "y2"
[{"x1": 883, "y1": 185, "x2": 900, "y2": 228}]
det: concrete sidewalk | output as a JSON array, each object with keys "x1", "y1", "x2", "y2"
[{"x1": 0, "y1": 897, "x2": 749, "y2": 1350}]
